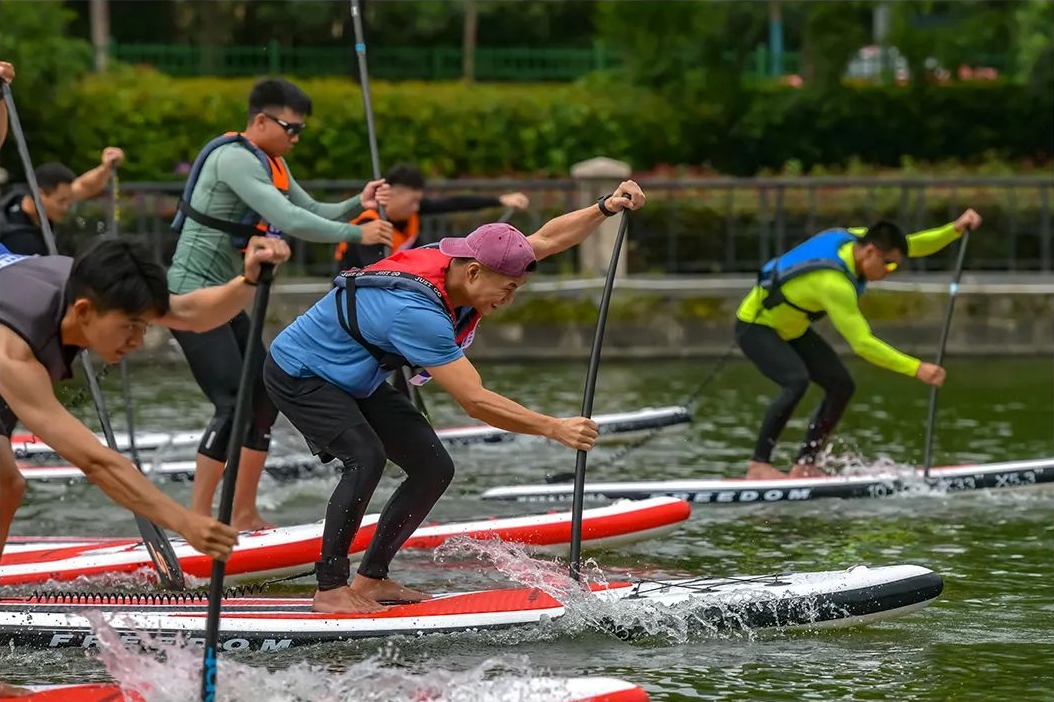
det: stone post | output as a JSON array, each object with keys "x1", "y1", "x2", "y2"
[{"x1": 570, "y1": 157, "x2": 632, "y2": 278}]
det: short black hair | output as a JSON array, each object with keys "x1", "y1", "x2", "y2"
[
  {"x1": 67, "y1": 239, "x2": 170, "y2": 317},
  {"x1": 384, "y1": 163, "x2": 426, "y2": 190},
  {"x1": 35, "y1": 163, "x2": 77, "y2": 193},
  {"x1": 862, "y1": 220, "x2": 908, "y2": 254},
  {"x1": 248, "y1": 79, "x2": 312, "y2": 119}
]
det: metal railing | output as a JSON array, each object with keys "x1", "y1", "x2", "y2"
[
  {"x1": 49, "y1": 175, "x2": 1054, "y2": 277},
  {"x1": 110, "y1": 42, "x2": 624, "y2": 81},
  {"x1": 110, "y1": 42, "x2": 1015, "y2": 83}
]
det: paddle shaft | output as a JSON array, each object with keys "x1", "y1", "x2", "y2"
[
  {"x1": 569, "y1": 199, "x2": 631, "y2": 582},
  {"x1": 106, "y1": 170, "x2": 145, "y2": 471},
  {"x1": 349, "y1": 0, "x2": 429, "y2": 418},
  {"x1": 200, "y1": 264, "x2": 274, "y2": 702},
  {"x1": 922, "y1": 229, "x2": 970, "y2": 477},
  {"x1": 1, "y1": 83, "x2": 185, "y2": 591}
]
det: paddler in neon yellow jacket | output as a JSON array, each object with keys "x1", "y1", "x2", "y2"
[{"x1": 735, "y1": 209, "x2": 983, "y2": 480}]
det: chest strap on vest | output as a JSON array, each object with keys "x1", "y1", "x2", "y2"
[
  {"x1": 758, "y1": 271, "x2": 828, "y2": 321},
  {"x1": 175, "y1": 200, "x2": 263, "y2": 249},
  {"x1": 758, "y1": 259, "x2": 849, "y2": 322},
  {"x1": 334, "y1": 278, "x2": 419, "y2": 373}
]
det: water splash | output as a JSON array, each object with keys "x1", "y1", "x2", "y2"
[
  {"x1": 432, "y1": 536, "x2": 824, "y2": 645},
  {"x1": 82, "y1": 612, "x2": 583, "y2": 702}
]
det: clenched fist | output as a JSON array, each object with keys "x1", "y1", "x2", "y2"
[
  {"x1": 954, "y1": 208, "x2": 982, "y2": 233},
  {"x1": 549, "y1": 416, "x2": 600, "y2": 451},
  {"x1": 359, "y1": 219, "x2": 394, "y2": 247},
  {"x1": 179, "y1": 513, "x2": 239, "y2": 561},
  {"x1": 915, "y1": 362, "x2": 946, "y2": 387}
]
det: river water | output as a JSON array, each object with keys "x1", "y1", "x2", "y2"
[{"x1": 4, "y1": 357, "x2": 1052, "y2": 701}]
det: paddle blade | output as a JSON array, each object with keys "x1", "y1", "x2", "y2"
[{"x1": 135, "y1": 515, "x2": 186, "y2": 591}]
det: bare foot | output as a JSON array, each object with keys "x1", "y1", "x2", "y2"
[
  {"x1": 0, "y1": 681, "x2": 32, "y2": 698},
  {"x1": 746, "y1": 461, "x2": 788, "y2": 480},
  {"x1": 789, "y1": 464, "x2": 828, "y2": 478},
  {"x1": 232, "y1": 512, "x2": 276, "y2": 532},
  {"x1": 350, "y1": 574, "x2": 432, "y2": 603},
  {"x1": 312, "y1": 586, "x2": 388, "y2": 614}
]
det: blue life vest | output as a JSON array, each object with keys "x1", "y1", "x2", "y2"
[
  {"x1": 170, "y1": 133, "x2": 291, "y2": 248},
  {"x1": 0, "y1": 250, "x2": 28, "y2": 271},
  {"x1": 757, "y1": 229, "x2": 866, "y2": 321}
]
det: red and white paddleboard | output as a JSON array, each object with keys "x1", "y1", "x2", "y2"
[
  {"x1": 14, "y1": 677, "x2": 649, "y2": 702},
  {"x1": 0, "y1": 564, "x2": 943, "y2": 648},
  {"x1": 1, "y1": 498, "x2": 689, "y2": 586}
]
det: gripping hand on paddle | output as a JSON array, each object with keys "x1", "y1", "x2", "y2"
[
  {"x1": 101, "y1": 146, "x2": 125, "y2": 169},
  {"x1": 360, "y1": 178, "x2": 390, "y2": 211},
  {"x1": 359, "y1": 219, "x2": 394, "y2": 247},
  {"x1": 550, "y1": 417, "x2": 600, "y2": 451},
  {"x1": 243, "y1": 235, "x2": 292, "y2": 282},
  {"x1": 602, "y1": 180, "x2": 647, "y2": 214},
  {"x1": 0, "y1": 61, "x2": 13, "y2": 84},
  {"x1": 179, "y1": 513, "x2": 239, "y2": 561},
  {"x1": 916, "y1": 362, "x2": 946, "y2": 387},
  {"x1": 954, "y1": 209, "x2": 982, "y2": 233}
]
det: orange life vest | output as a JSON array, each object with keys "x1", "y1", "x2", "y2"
[{"x1": 333, "y1": 210, "x2": 420, "y2": 263}]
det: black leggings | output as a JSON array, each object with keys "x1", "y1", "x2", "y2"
[
  {"x1": 735, "y1": 321, "x2": 855, "y2": 465},
  {"x1": 170, "y1": 311, "x2": 278, "y2": 461},
  {"x1": 263, "y1": 353, "x2": 454, "y2": 589}
]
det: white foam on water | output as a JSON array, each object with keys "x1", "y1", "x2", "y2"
[
  {"x1": 83, "y1": 613, "x2": 585, "y2": 702},
  {"x1": 432, "y1": 536, "x2": 814, "y2": 645}
]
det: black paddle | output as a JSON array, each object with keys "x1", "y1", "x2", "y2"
[
  {"x1": 2, "y1": 82, "x2": 186, "y2": 591},
  {"x1": 569, "y1": 195, "x2": 632, "y2": 582},
  {"x1": 105, "y1": 169, "x2": 147, "y2": 476},
  {"x1": 200, "y1": 263, "x2": 274, "y2": 702},
  {"x1": 349, "y1": 0, "x2": 430, "y2": 420},
  {"x1": 922, "y1": 228, "x2": 971, "y2": 478}
]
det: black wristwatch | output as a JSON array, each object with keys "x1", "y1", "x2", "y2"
[{"x1": 596, "y1": 194, "x2": 617, "y2": 217}]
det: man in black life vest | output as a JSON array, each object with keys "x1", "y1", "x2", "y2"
[
  {"x1": 0, "y1": 235, "x2": 289, "y2": 696},
  {"x1": 0, "y1": 148, "x2": 125, "y2": 256}
]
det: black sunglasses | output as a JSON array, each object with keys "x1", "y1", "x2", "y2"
[{"x1": 261, "y1": 112, "x2": 306, "y2": 136}]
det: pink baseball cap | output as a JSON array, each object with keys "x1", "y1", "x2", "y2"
[{"x1": 438, "y1": 223, "x2": 537, "y2": 277}]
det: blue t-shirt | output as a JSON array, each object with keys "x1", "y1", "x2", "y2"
[{"x1": 270, "y1": 286, "x2": 465, "y2": 398}]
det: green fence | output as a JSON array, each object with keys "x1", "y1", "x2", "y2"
[
  {"x1": 110, "y1": 42, "x2": 1012, "y2": 83},
  {"x1": 110, "y1": 42, "x2": 624, "y2": 81}
]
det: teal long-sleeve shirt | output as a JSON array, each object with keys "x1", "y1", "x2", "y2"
[{"x1": 168, "y1": 142, "x2": 365, "y2": 294}]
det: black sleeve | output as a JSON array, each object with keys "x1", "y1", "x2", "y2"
[
  {"x1": 0, "y1": 227, "x2": 49, "y2": 257},
  {"x1": 419, "y1": 195, "x2": 503, "y2": 216}
]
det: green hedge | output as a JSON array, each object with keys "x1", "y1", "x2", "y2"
[
  {"x1": 31, "y1": 70, "x2": 684, "y2": 181},
  {"x1": 11, "y1": 69, "x2": 1053, "y2": 181}
]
